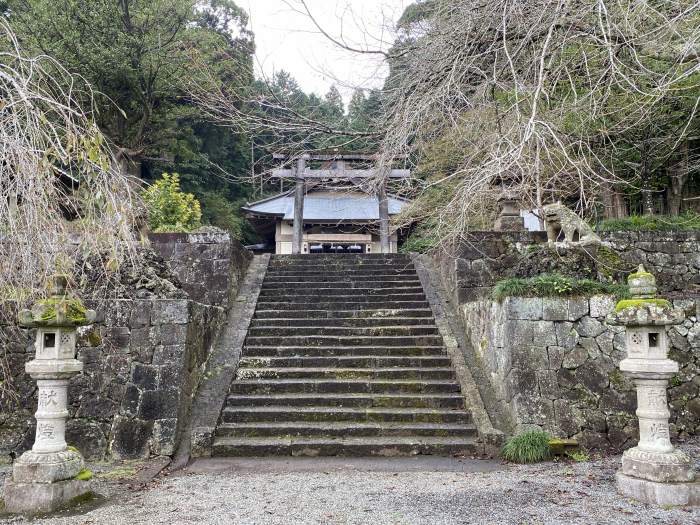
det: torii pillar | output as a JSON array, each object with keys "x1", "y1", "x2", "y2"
[
  {"x1": 292, "y1": 155, "x2": 307, "y2": 254},
  {"x1": 377, "y1": 179, "x2": 390, "y2": 253}
]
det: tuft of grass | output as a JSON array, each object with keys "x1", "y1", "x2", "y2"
[
  {"x1": 493, "y1": 273, "x2": 628, "y2": 301},
  {"x1": 501, "y1": 430, "x2": 552, "y2": 463},
  {"x1": 599, "y1": 212, "x2": 700, "y2": 232}
]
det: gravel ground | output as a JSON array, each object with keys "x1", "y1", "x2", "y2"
[{"x1": 1, "y1": 442, "x2": 699, "y2": 525}]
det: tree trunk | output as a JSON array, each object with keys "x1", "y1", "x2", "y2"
[
  {"x1": 667, "y1": 141, "x2": 689, "y2": 216},
  {"x1": 640, "y1": 138, "x2": 655, "y2": 216}
]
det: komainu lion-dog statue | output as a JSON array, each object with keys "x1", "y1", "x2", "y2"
[{"x1": 543, "y1": 202, "x2": 601, "y2": 248}]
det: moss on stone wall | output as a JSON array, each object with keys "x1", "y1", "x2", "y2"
[{"x1": 614, "y1": 298, "x2": 670, "y2": 312}]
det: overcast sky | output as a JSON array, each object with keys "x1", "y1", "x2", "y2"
[{"x1": 243, "y1": 0, "x2": 409, "y2": 104}]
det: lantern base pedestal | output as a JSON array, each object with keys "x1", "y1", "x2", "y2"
[
  {"x1": 12, "y1": 449, "x2": 83, "y2": 484},
  {"x1": 616, "y1": 472, "x2": 700, "y2": 506},
  {"x1": 3, "y1": 478, "x2": 91, "y2": 515},
  {"x1": 621, "y1": 447, "x2": 695, "y2": 483}
]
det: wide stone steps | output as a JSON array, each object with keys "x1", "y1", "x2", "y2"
[
  {"x1": 255, "y1": 301, "x2": 430, "y2": 310},
  {"x1": 258, "y1": 287, "x2": 425, "y2": 297},
  {"x1": 216, "y1": 422, "x2": 476, "y2": 439},
  {"x1": 224, "y1": 393, "x2": 466, "y2": 409},
  {"x1": 228, "y1": 379, "x2": 461, "y2": 395},
  {"x1": 220, "y1": 406, "x2": 470, "y2": 424},
  {"x1": 244, "y1": 335, "x2": 445, "y2": 347},
  {"x1": 253, "y1": 308, "x2": 435, "y2": 320},
  {"x1": 242, "y1": 345, "x2": 448, "y2": 357},
  {"x1": 213, "y1": 254, "x2": 475, "y2": 457},
  {"x1": 246, "y1": 326, "x2": 439, "y2": 337},
  {"x1": 248, "y1": 317, "x2": 436, "y2": 327},
  {"x1": 262, "y1": 278, "x2": 422, "y2": 287},
  {"x1": 239, "y1": 356, "x2": 453, "y2": 368},
  {"x1": 235, "y1": 367, "x2": 455, "y2": 381},
  {"x1": 211, "y1": 436, "x2": 478, "y2": 457}
]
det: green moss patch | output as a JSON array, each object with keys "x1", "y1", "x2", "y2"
[
  {"x1": 614, "y1": 298, "x2": 670, "y2": 312},
  {"x1": 493, "y1": 273, "x2": 628, "y2": 301},
  {"x1": 74, "y1": 468, "x2": 93, "y2": 481},
  {"x1": 38, "y1": 298, "x2": 88, "y2": 323}
]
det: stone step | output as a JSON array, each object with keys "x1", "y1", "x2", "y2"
[
  {"x1": 228, "y1": 379, "x2": 461, "y2": 395},
  {"x1": 262, "y1": 278, "x2": 422, "y2": 287},
  {"x1": 269, "y1": 260, "x2": 412, "y2": 268},
  {"x1": 220, "y1": 406, "x2": 471, "y2": 424},
  {"x1": 246, "y1": 326, "x2": 439, "y2": 337},
  {"x1": 248, "y1": 317, "x2": 435, "y2": 328},
  {"x1": 267, "y1": 267, "x2": 416, "y2": 275},
  {"x1": 211, "y1": 436, "x2": 479, "y2": 457},
  {"x1": 239, "y1": 355, "x2": 452, "y2": 368},
  {"x1": 215, "y1": 422, "x2": 477, "y2": 439},
  {"x1": 243, "y1": 345, "x2": 447, "y2": 357},
  {"x1": 258, "y1": 286, "x2": 425, "y2": 297},
  {"x1": 253, "y1": 308, "x2": 435, "y2": 320},
  {"x1": 224, "y1": 393, "x2": 466, "y2": 409},
  {"x1": 255, "y1": 301, "x2": 430, "y2": 310},
  {"x1": 244, "y1": 335, "x2": 445, "y2": 347},
  {"x1": 235, "y1": 367, "x2": 455, "y2": 381},
  {"x1": 256, "y1": 293, "x2": 427, "y2": 303}
]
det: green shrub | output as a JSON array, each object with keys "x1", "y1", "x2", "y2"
[
  {"x1": 493, "y1": 273, "x2": 628, "y2": 301},
  {"x1": 501, "y1": 430, "x2": 552, "y2": 463},
  {"x1": 599, "y1": 212, "x2": 700, "y2": 232},
  {"x1": 143, "y1": 173, "x2": 202, "y2": 233}
]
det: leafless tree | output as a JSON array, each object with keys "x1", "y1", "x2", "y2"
[{"x1": 186, "y1": 1, "x2": 700, "y2": 248}]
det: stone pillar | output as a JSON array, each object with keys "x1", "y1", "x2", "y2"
[
  {"x1": 4, "y1": 275, "x2": 96, "y2": 514},
  {"x1": 377, "y1": 180, "x2": 390, "y2": 254},
  {"x1": 607, "y1": 266, "x2": 699, "y2": 506},
  {"x1": 292, "y1": 156, "x2": 307, "y2": 255},
  {"x1": 494, "y1": 190, "x2": 525, "y2": 231}
]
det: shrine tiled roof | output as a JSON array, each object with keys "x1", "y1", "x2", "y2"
[{"x1": 242, "y1": 190, "x2": 409, "y2": 221}]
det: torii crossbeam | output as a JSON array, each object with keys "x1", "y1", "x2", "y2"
[{"x1": 272, "y1": 152, "x2": 410, "y2": 254}]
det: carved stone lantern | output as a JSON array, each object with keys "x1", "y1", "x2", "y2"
[
  {"x1": 493, "y1": 190, "x2": 525, "y2": 231},
  {"x1": 607, "y1": 266, "x2": 699, "y2": 506},
  {"x1": 4, "y1": 275, "x2": 96, "y2": 514}
]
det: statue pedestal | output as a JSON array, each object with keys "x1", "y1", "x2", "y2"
[{"x1": 616, "y1": 472, "x2": 700, "y2": 507}]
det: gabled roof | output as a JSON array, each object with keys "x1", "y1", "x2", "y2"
[{"x1": 243, "y1": 190, "x2": 409, "y2": 221}]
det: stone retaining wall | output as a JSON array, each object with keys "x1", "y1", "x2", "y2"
[
  {"x1": 0, "y1": 232, "x2": 251, "y2": 462},
  {"x1": 601, "y1": 231, "x2": 700, "y2": 295},
  {"x1": 461, "y1": 296, "x2": 699, "y2": 450}
]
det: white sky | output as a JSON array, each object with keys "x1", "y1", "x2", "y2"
[{"x1": 243, "y1": 0, "x2": 410, "y2": 105}]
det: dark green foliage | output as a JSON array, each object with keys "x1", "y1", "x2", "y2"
[
  {"x1": 501, "y1": 430, "x2": 552, "y2": 464},
  {"x1": 493, "y1": 274, "x2": 628, "y2": 301},
  {"x1": 599, "y1": 212, "x2": 700, "y2": 232}
]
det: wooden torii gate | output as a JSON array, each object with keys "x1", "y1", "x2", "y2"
[{"x1": 272, "y1": 153, "x2": 410, "y2": 254}]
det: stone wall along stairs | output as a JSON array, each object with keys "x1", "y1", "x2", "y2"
[{"x1": 212, "y1": 254, "x2": 478, "y2": 456}]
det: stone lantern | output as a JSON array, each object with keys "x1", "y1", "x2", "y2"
[
  {"x1": 493, "y1": 190, "x2": 525, "y2": 231},
  {"x1": 608, "y1": 266, "x2": 699, "y2": 506},
  {"x1": 4, "y1": 275, "x2": 96, "y2": 514}
]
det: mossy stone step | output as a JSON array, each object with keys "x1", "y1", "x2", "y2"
[
  {"x1": 234, "y1": 367, "x2": 455, "y2": 381},
  {"x1": 220, "y1": 406, "x2": 471, "y2": 424},
  {"x1": 211, "y1": 436, "x2": 479, "y2": 457},
  {"x1": 238, "y1": 355, "x2": 452, "y2": 368},
  {"x1": 252, "y1": 308, "x2": 435, "y2": 319},
  {"x1": 228, "y1": 379, "x2": 461, "y2": 395},
  {"x1": 248, "y1": 317, "x2": 435, "y2": 328},
  {"x1": 246, "y1": 326, "x2": 439, "y2": 337},
  {"x1": 224, "y1": 393, "x2": 466, "y2": 409},
  {"x1": 244, "y1": 335, "x2": 445, "y2": 347},
  {"x1": 215, "y1": 422, "x2": 477, "y2": 439},
  {"x1": 242, "y1": 345, "x2": 447, "y2": 357}
]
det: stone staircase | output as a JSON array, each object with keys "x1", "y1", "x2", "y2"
[{"x1": 212, "y1": 254, "x2": 478, "y2": 456}]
